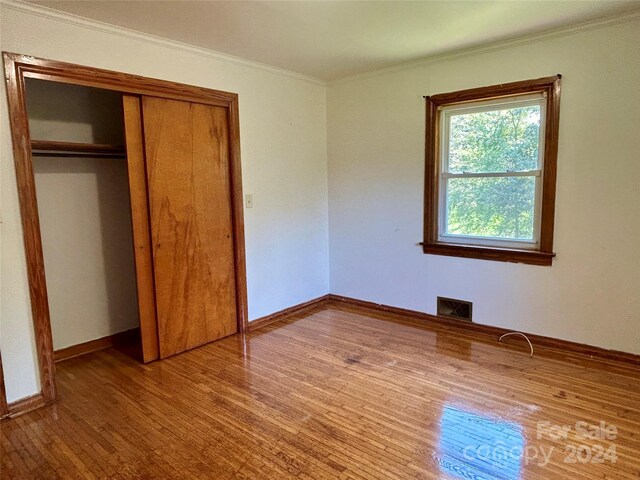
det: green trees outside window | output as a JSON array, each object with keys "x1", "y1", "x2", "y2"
[{"x1": 445, "y1": 105, "x2": 541, "y2": 240}]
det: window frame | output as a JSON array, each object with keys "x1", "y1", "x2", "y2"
[{"x1": 423, "y1": 76, "x2": 561, "y2": 266}]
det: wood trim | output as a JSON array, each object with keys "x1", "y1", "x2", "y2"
[
  {"x1": 422, "y1": 242, "x2": 555, "y2": 266},
  {"x1": 248, "y1": 295, "x2": 330, "y2": 332},
  {"x1": 246, "y1": 293, "x2": 640, "y2": 366},
  {"x1": 4, "y1": 52, "x2": 236, "y2": 107},
  {"x1": 2, "y1": 52, "x2": 57, "y2": 404},
  {"x1": 2, "y1": 51, "x2": 249, "y2": 407},
  {"x1": 6, "y1": 393, "x2": 47, "y2": 419},
  {"x1": 427, "y1": 75, "x2": 561, "y2": 106},
  {"x1": 326, "y1": 294, "x2": 640, "y2": 366},
  {"x1": 54, "y1": 329, "x2": 140, "y2": 363},
  {"x1": 228, "y1": 96, "x2": 249, "y2": 333},
  {"x1": 31, "y1": 140, "x2": 125, "y2": 157},
  {"x1": 423, "y1": 75, "x2": 562, "y2": 266},
  {"x1": 122, "y1": 95, "x2": 160, "y2": 363},
  {"x1": 0, "y1": 352, "x2": 8, "y2": 419},
  {"x1": 539, "y1": 76, "x2": 562, "y2": 253},
  {"x1": 423, "y1": 95, "x2": 438, "y2": 248}
]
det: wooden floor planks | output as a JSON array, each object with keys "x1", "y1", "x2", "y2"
[{"x1": 2, "y1": 301, "x2": 639, "y2": 479}]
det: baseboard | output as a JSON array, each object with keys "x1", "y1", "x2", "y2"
[
  {"x1": 248, "y1": 295, "x2": 330, "y2": 332},
  {"x1": 247, "y1": 293, "x2": 640, "y2": 366},
  {"x1": 54, "y1": 328, "x2": 140, "y2": 363},
  {"x1": 6, "y1": 392, "x2": 47, "y2": 419},
  {"x1": 326, "y1": 294, "x2": 640, "y2": 366},
  {"x1": 7, "y1": 295, "x2": 637, "y2": 422}
]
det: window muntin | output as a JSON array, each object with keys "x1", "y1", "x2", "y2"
[{"x1": 438, "y1": 93, "x2": 546, "y2": 249}]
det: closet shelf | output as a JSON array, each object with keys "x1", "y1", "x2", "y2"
[{"x1": 31, "y1": 140, "x2": 126, "y2": 158}]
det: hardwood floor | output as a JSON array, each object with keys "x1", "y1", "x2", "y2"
[{"x1": 2, "y1": 301, "x2": 639, "y2": 479}]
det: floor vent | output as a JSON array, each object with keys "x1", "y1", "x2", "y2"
[{"x1": 437, "y1": 297, "x2": 473, "y2": 322}]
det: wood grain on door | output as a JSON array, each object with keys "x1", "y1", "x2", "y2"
[{"x1": 142, "y1": 97, "x2": 237, "y2": 358}]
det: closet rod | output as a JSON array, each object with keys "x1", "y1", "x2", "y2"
[{"x1": 31, "y1": 139, "x2": 126, "y2": 158}]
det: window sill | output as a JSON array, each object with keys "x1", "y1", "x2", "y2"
[{"x1": 421, "y1": 242, "x2": 555, "y2": 266}]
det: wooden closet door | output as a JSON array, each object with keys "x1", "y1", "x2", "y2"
[
  {"x1": 141, "y1": 96, "x2": 238, "y2": 358},
  {"x1": 123, "y1": 95, "x2": 160, "y2": 363}
]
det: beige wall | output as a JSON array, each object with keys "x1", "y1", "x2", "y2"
[
  {"x1": 0, "y1": 5, "x2": 330, "y2": 403},
  {"x1": 327, "y1": 18, "x2": 640, "y2": 354}
]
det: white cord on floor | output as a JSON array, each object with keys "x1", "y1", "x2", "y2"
[{"x1": 499, "y1": 332, "x2": 534, "y2": 357}]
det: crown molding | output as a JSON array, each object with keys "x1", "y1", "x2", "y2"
[
  {"x1": 0, "y1": 0, "x2": 327, "y2": 86},
  {"x1": 329, "y1": 8, "x2": 640, "y2": 86},
  {"x1": 3, "y1": 1, "x2": 639, "y2": 87}
]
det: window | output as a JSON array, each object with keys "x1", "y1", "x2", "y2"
[{"x1": 423, "y1": 76, "x2": 561, "y2": 266}]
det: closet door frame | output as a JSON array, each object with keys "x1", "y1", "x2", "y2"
[{"x1": 2, "y1": 52, "x2": 249, "y2": 407}]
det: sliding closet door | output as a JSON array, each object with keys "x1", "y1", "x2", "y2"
[
  {"x1": 140, "y1": 96, "x2": 238, "y2": 358},
  {"x1": 123, "y1": 95, "x2": 160, "y2": 363}
]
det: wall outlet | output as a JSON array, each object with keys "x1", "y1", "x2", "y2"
[{"x1": 245, "y1": 194, "x2": 253, "y2": 208}]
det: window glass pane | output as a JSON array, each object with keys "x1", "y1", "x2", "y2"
[
  {"x1": 446, "y1": 176, "x2": 536, "y2": 240},
  {"x1": 448, "y1": 105, "x2": 540, "y2": 174}
]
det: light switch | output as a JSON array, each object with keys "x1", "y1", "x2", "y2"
[{"x1": 245, "y1": 194, "x2": 253, "y2": 208}]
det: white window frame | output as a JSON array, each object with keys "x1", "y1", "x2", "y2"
[{"x1": 438, "y1": 93, "x2": 547, "y2": 250}]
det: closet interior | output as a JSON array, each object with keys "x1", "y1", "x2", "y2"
[{"x1": 26, "y1": 78, "x2": 142, "y2": 360}]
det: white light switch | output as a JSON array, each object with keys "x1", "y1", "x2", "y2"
[{"x1": 245, "y1": 194, "x2": 253, "y2": 208}]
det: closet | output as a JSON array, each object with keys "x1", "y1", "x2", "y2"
[
  {"x1": 6, "y1": 52, "x2": 247, "y2": 394},
  {"x1": 27, "y1": 79, "x2": 140, "y2": 359}
]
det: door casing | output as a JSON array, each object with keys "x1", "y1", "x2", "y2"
[{"x1": 2, "y1": 52, "x2": 249, "y2": 406}]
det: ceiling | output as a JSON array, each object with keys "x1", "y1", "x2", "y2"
[{"x1": 28, "y1": 1, "x2": 640, "y2": 81}]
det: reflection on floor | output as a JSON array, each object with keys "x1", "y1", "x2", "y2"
[
  {"x1": 2, "y1": 301, "x2": 639, "y2": 479},
  {"x1": 438, "y1": 405, "x2": 524, "y2": 479}
]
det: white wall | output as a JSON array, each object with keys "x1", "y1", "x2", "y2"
[
  {"x1": 34, "y1": 156, "x2": 140, "y2": 350},
  {"x1": 328, "y1": 19, "x2": 640, "y2": 354},
  {"x1": 2, "y1": 3, "x2": 638, "y2": 406},
  {"x1": 0, "y1": 5, "x2": 330, "y2": 402},
  {"x1": 28, "y1": 79, "x2": 140, "y2": 350}
]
